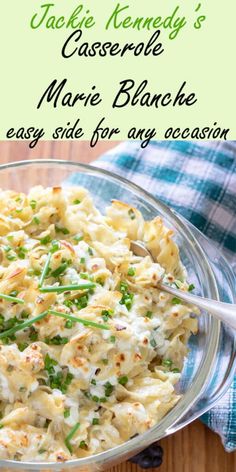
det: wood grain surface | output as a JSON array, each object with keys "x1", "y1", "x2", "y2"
[{"x1": 0, "y1": 140, "x2": 235, "y2": 472}]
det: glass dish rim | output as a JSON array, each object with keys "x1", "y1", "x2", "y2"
[{"x1": 0, "y1": 159, "x2": 220, "y2": 469}]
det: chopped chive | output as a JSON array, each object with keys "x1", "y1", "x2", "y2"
[
  {"x1": 30, "y1": 200, "x2": 37, "y2": 210},
  {"x1": 6, "y1": 254, "x2": 17, "y2": 261},
  {"x1": 50, "y1": 263, "x2": 68, "y2": 278},
  {"x1": 92, "y1": 418, "x2": 99, "y2": 425},
  {"x1": 79, "y1": 440, "x2": 87, "y2": 449},
  {"x1": 45, "y1": 335, "x2": 68, "y2": 345},
  {"x1": 174, "y1": 280, "x2": 182, "y2": 289},
  {"x1": 0, "y1": 293, "x2": 24, "y2": 305},
  {"x1": 33, "y1": 216, "x2": 40, "y2": 225},
  {"x1": 50, "y1": 240, "x2": 60, "y2": 253},
  {"x1": 40, "y1": 235, "x2": 51, "y2": 245},
  {"x1": 127, "y1": 267, "x2": 136, "y2": 276},
  {"x1": 102, "y1": 358, "x2": 108, "y2": 365},
  {"x1": 162, "y1": 359, "x2": 173, "y2": 368},
  {"x1": 172, "y1": 368, "x2": 180, "y2": 373},
  {"x1": 73, "y1": 234, "x2": 84, "y2": 242},
  {"x1": 101, "y1": 309, "x2": 113, "y2": 322},
  {"x1": 40, "y1": 282, "x2": 95, "y2": 293},
  {"x1": 91, "y1": 379, "x2": 96, "y2": 385},
  {"x1": 80, "y1": 257, "x2": 86, "y2": 264},
  {"x1": 73, "y1": 199, "x2": 81, "y2": 205},
  {"x1": 104, "y1": 381, "x2": 114, "y2": 397},
  {"x1": 18, "y1": 246, "x2": 27, "y2": 259},
  {"x1": 39, "y1": 253, "x2": 52, "y2": 288},
  {"x1": 44, "y1": 353, "x2": 57, "y2": 371},
  {"x1": 128, "y1": 209, "x2": 136, "y2": 220},
  {"x1": 4, "y1": 245, "x2": 11, "y2": 253},
  {"x1": 88, "y1": 247, "x2": 93, "y2": 256},
  {"x1": 18, "y1": 342, "x2": 28, "y2": 352},
  {"x1": 65, "y1": 422, "x2": 80, "y2": 453},
  {"x1": 32, "y1": 269, "x2": 41, "y2": 276},
  {"x1": 0, "y1": 311, "x2": 48, "y2": 340},
  {"x1": 55, "y1": 226, "x2": 70, "y2": 235},
  {"x1": 74, "y1": 295, "x2": 88, "y2": 310},
  {"x1": 188, "y1": 283, "x2": 195, "y2": 292},
  {"x1": 172, "y1": 297, "x2": 181, "y2": 305},
  {"x1": 65, "y1": 320, "x2": 73, "y2": 329},
  {"x1": 38, "y1": 448, "x2": 46, "y2": 454},
  {"x1": 109, "y1": 335, "x2": 116, "y2": 343},
  {"x1": 99, "y1": 397, "x2": 107, "y2": 403},
  {"x1": 48, "y1": 310, "x2": 109, "y2": 330},
  {"x1": 118, "y1": 375, "x2": 128, "y2": 386},
  {"x1": 21, "y1": 310, "x2": 30, "y2": 319},
  {"x1": 63, "y1": 299, "x2": 73, "y2": 308},
  {"x1": 64, "y1": 408, "x2": 70, "y2": 418},
  {"x1": 145, "y1": 311, "x2": 153, "y2": 319}
]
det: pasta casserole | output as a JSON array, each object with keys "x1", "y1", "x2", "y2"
[{"x1": 0, "y1": 185, "x2": 198, "y2": 462}]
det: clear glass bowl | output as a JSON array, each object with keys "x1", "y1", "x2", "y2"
[{"x1": 0, "y1": 160, "x2": 235, "y2": 472}]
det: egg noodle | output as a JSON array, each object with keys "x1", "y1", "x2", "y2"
[{"x1": 0, "y1": 185, "x2": 198, "y2": 462}]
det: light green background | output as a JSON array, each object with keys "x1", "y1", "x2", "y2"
[{"x1": 0, "y1": 0, "x2": 235, "y2": 141}]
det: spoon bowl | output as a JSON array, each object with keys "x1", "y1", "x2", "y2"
[{"x1": 130, "y1": 240, "x2": 236, "y2": 330}]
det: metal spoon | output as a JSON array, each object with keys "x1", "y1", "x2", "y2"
[{"x1": 130, "y1": 241, "x2": 236, "y2": 330}]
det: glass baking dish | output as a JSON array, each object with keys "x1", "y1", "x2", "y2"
[{"x1": 0, "y1": 160, "x2": 235, "y2": 471}]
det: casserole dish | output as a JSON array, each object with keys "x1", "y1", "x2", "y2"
[{"x1": 0, "y1": 159, "x2": 235, "y2": 471}]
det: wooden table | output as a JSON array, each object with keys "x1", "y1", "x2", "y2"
[{"x1": 0, "y1": 140, "x2": 235, "y2": 472}]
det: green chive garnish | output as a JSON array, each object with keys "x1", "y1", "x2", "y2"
[
  {"x1": 173, "y1": 280, "x2": 182, "y2": 289},
  {"x1": 127, "y1": 267, "x2": 136, "y2": 276},
  {"x1": 40, "y1": 282, "x2": 95, "y2": 293},
  {"x1": 50, "y1": 263, "x2": 68, "y2": 278},
  {"x1": 30, "y1": 200, "x2": 37, "y2": 210},
  {"x1": 118, "y1": 375, "x2": 128, "y2": 385},
  {"x1": 40, "y1": 235, "x2": 51, "y2": 245},
  {"x1": 18, "y1": 246, "x2": 27, "y2": 259},
  {"x1": 128, "y1": 209, "x2": 136, "y2": 220},
  {"x1": 39, "y1": 253, "x2": 52, "y2": 288},
  {"x1": 0, "y1": 293, "x2": 24, "y2": 305},
  {"x1": 92, "y1": 418, "x2": 99, "y2": 425},
  {"x1": 6, "y1": 254, "x2": 17, "y2": 261},
  {"x1": 73, "y1": 234, "x2": 84, "y2": 242},
  {"x1": 172, "y1": 297, "x2": 181, "y2": 305},
  {"x1": 4, "y1": 245, "x2": 11, "y2": 253},
  {"x1": 48, "y1": 310, "x2": 109, "y2": 330},
  {"x1": 64, "y1": 408, "x2": 70, "y2": 418},
  {"x1": 33, "y1": 216, "x2": 40, "y2": 225},
  {"x1": 162, "y1": 358, "x2": 173, "y2": 368},
  {"x1": 50, "y1": 240, "x2": 60, "y2": 253},
  {"x1": 188, "y1": 283, "x2": 195, "y2": 292},
  {"x1": 0, "y1": 311, "x2": 48, "y2": 340},
  {"x1": 65, "y1": 422, "x2": 80, "y2": 453},
  {"x1": 55, "y1": 226, "x2": 70, "y2": 235}
]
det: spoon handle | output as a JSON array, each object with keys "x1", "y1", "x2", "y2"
[{"x1": 158, "y1": 283, "x2": 236, "y2": 330}]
